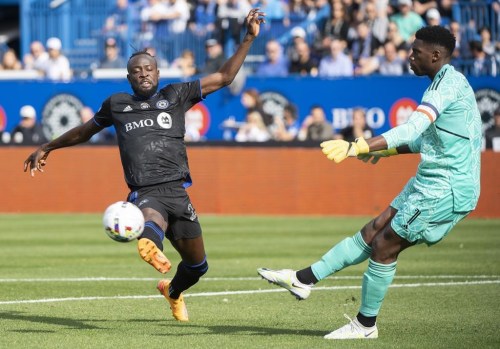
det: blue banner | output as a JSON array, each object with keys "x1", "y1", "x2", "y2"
[{"x1": 0, "y1": 76, "x2": 499, "y2": 141}]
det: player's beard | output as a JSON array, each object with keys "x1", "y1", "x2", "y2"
[{"x1": 132, "y1": 81, "x2": 159, "y2": 99}]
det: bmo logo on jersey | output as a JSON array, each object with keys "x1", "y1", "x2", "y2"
[
  {"x1": 157, "y1": 112, "x2": 173, "y2": 129},
  {"x1": 125, "y1": 119, "x2": 154, "y2": 132}
]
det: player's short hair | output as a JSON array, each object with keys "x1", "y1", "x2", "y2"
[
  {"x1": 415, "y1": 26, "x2": 456, "y2": 57},
  {"x1": 127, "y1": 49, "x2": 157, "y2": 71}
]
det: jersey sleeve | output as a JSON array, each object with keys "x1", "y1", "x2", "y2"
[
  {"x1": 169, "y1": 80, "x2": 204, "y2": 112},
  {"x1": 382, "y1": 111, "x2": 432, "y2": 149},
  {"x1": 93, "y1": 97, "x2": 114, "y2": 128}
]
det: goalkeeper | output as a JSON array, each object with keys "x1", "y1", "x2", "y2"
[{"x1": 258, "y1": 25, "x2": 482, "y2": 339}]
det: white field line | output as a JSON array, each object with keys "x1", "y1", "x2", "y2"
[
  {"x1": 0, "y1": 279, "x2": 499, "y2": 306},
  {"x1": 0, "y1": 275, "x2": 498, "y2": 283}
]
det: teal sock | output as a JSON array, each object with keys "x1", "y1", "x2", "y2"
[
  {"x1": 359, "y1": 259, "x2": 397, "y2": 317},
  {"x1": 311, "y1": 231, "x2": 372, "y2": 281}
]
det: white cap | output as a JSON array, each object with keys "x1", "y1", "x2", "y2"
[
  {"x1": 398, "y1": 0, "x2": 412, "y2": 6},
  {"x1": 426, "y1": 8, "x2": 441, "y2": 20},
  {"x1": 291, "y1": 26, "x2": 306, "y2": 39},
  {"x1": 46, "y1": 37, "x2": 62, "y2": 50},
  {"x1": 20, "y1": 105, "x2": 36, "y2": 119}
]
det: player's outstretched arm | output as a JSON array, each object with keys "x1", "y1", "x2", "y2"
[
  {"x1": 200, "y1": 8, "x2": 265, "y2": 96},
  {"x1": 320, "y1": 135, "x2": 398, "y2": 164},
  {"x1": 23, "y1": 120, "x2": 103, "y2": 177}
]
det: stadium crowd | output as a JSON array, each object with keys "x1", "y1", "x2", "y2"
[
  {"x1": 1, "y1": 0, "x2": 499, "y2": 78},
  {"x1": 0, "y1": 0, "x2": 499, "y2": 147}
]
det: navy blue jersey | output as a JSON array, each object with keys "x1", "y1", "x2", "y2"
[{"x1": 94, "y1": 80, "x2": 203, "y2": 188}]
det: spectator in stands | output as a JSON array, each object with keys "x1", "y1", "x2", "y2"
[
  {"x1": 140, "y1": 0, "x2": 170, "y2": 45},
  {"x1": 469, "y1": 40, "x2": 498, "y2": 77},
  {"x1": 289, "y1": 40, "x2": 319, "y2": 76},
  {"x1": 359, "y1": 1, "x2": 389, "y2": 49},
  {"x1": 200, "y1": 39, "x2": 225, "y2": 74},
  {"x1": 386, "y1": 21, "x2": 411, "y2": 61},
  {"x1": 288, "y1": 0, "x2": 309, "y2": 20},
  {"x1": 425, "y1": 8, "x2": 441, "y2": 26},
  {"x1": 478, "y1": 27, "x2": 497, "y2": 57},
  {"x1": 0, "y1": 48, "x2": 22, "y2": 70},
  {"x1": 145, "y1": 46, "x2": 169, "y2": 69},
  {"x1": 412, "y1": 0, "x2": 438, "y2": 18},
  {"x1": 449, "y1": 20, "x2": 471, "y2": 60},
  {"x1": 318, "y1": 39, "x2": 353, "y2": 77},
  {"x1": 189, "y1": 0, "x2": 217, "y2": 36},
  {"x1": 240, "y1": 88, "x2": 273, "y2": 127},
  {"x1": 98, "y1": 37, "x2": 126, "y2": 69},
  {"x1": 297, "y1": 105, "x2": 334, "y2": 142},
  {"x1": 485, "y1": 107, "x2": 500, "y2": 151},
  {"x1": 377, "y1": 41, "x2": 405, "y2": 76},
  {"x1": 337, "y1": 107, "x2": 373, "y2": 142},
  {"x1": 255, "y1": 39, "x2": 289, "y2": 77},
  {"x1": 214, "y1": 0, "x2": 252, "y2": 56},
  {"x1": 170, "y1": 49, "x2": 198, "y2": 77},
  {"x1": 235, "y1": 110, "x2": 271, "y2": 142},
  {"x1": 10, "y1": 105, "x2": 47, "y2": 145},
  {"x1": 103, "y1": 0, "x2": 130, "y2": 47},
  {"x1": 354, "y1": 41, "x2": 405, "y2": 76},
  {"x1": 350, "y1": 21, "x2": 377, "y2": 68},
  {"x1": 286, "y1": 26, "x2": 307, "y2": 63},
  {"x1": 39, "y1": 37, "x2": 72, "y2": 81},
  {"x1": 23, "y1": 41, "x2": 48, "y2": 71},
  {"x1": 164, "y1": 0, "x2": 191, "y2": 34},
  {"x1": 272, "y1": 103, "x2": 300, "y2": 141},
  {"x1": 390, "y1": 0, "x2": 425, "y2": 43},
  {"x1": 313, "y1": 2, "x2": 350, "y2": 58},
  {"x1": 80, "y1": 106, "x2": 116, "y2": 144}
]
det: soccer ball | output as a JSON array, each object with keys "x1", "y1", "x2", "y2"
[{"x1": 102, "y1": 201, "x2": 144, "y2": 242}]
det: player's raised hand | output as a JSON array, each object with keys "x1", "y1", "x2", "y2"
[
  {"x1": 245, "y1": 8, "x2": 266, "y2": 38},
  {"x1": 320, "y1": 137, "x2": 370, "y2": 163},
  {"x1": 23, "y1": 147, "x2": 50, "y2": 177}
]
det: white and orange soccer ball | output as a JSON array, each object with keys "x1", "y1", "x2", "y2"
[{"x1": 102, "y1": 201, "x2": 144, "y2": 242}]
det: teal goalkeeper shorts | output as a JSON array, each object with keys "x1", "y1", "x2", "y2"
[{"x1": 390, "y1": 177, "x2": 470, "y2": 246}]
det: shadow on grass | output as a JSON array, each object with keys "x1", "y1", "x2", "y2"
[
  {"x1": 0, "y1": 311, "x2": 102, "y2": 330},
  {"x1": 152, "y1": 323, "x2": 327, "y2": 337}
]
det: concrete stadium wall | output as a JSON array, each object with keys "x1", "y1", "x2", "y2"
[{"x1": 2, "y1": 147, "x2": 499, "y2": 218}]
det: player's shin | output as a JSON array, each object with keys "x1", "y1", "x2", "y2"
[
  {"x1": 311, "y1": 231, "x2": 372, "y2": 281},
  {"x1": 140, "y1": 221, "x2": 165, "y2": 250},
  {"x1": 359, "y1": 259, "x2": 397, "y2": 319},
  {"x1": 169, "y1": 257, "x2": 209, "y2": 299}
]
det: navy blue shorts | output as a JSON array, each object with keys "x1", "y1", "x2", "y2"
[{"x1": 127, "y1": 180, "x2": 202, "y2": 241}]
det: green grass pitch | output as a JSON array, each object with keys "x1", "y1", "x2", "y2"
[{"x1": 0, "y1": 214, "x2": 499, "y2": 349}]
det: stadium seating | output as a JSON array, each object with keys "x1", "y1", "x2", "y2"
[{"x1": 17, "y1": 0, "x2": 500, "y2": 77}]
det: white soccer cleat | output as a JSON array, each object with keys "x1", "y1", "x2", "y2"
[
  {"x1": 324, "y1": 314, "x2": 378, "y2": 340},
  {"x1": 257, "y1": 268, "x2": 312, "y2": 300}
]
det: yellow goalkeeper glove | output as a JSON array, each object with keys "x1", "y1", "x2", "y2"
[
  {"x1": 320, "y1": 137, "x2": 370, "y2": 163},
  {"x1": 357, "y1": 148, "x2": 398, "y2": 164}
]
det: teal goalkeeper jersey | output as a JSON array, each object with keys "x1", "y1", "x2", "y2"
[{"x1": 382, "y1": 64, "x2": 481, "y2": 212}]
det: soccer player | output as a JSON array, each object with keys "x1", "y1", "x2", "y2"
[
  {"x1": 24, "y1": 8, "x2": 266, "y2": 322},
  {"x1": 258, "y1": 25, "x2": 481, "y2": 339}
]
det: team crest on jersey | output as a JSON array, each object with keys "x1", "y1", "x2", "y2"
[
  {"x1": 157, "y1": 112, "x2": 172, "y2": 129},
  {"x1": 140, "y1": 102, "x2": 150, "y2": 109},
  {"x1": 156, "y1": 100, "x2": 169, "y2": 109}
]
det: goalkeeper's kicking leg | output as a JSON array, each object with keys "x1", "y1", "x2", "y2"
[
  {"x1": 258, "y1": 206, "x2": 414, "y2": 338},
  {"x1": 258, "y1": 206, "x2": 396, "y2": 299}
]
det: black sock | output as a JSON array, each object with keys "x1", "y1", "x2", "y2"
[
  {"x1": 356, "y1": 312, "x2": 376, "y2": 328},
  {"x1": 296, "y1": 267, "x2": 319, "y2": 285},
  {"x1": 169, "y1": 258, "x2": 209, "y2": 299},
  {"x1": 138, "y1": 221, "x2": 164, "y2": 251}
]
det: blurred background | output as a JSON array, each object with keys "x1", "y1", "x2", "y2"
[{"x1": 0, "y1": 1, "x2": 499, "y2": 216}]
